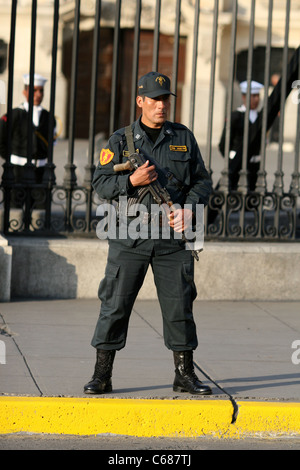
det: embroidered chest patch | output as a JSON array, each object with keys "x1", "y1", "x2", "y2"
[{"x1": 169, "y1": 145, "x2": 187, "y2": 152}]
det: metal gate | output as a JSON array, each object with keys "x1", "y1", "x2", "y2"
[{"x1": 0, "y1": 0, "x2": 299, "y2": 240}]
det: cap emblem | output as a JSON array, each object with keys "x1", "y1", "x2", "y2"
[{"x1": 156, "y1": 76, "x2": 166, "y2": 87}]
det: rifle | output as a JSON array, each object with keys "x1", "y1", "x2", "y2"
[{"x1": 113, "y1": 151, "x2": 202, "y2": 261}]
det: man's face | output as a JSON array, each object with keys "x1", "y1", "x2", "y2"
[
  {"x1": 136, "y1": 94, "x2": 170, "y2": 128},
  {"x1": 23, "y1": 86, "x2": 44, "y2": 106},
  {"x1": 242, "y1": 93, "x2": 260, "y2": 110}
]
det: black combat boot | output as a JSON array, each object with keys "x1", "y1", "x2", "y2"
[
  {"x1": 84, "y1": 349, "x2": 116, "y2": 394},
  {"x1": 173, "y1": 351, "x2": 212, "y2": 395}
]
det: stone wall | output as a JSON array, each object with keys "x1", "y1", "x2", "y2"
[{"x1": 1, "y1": 236, "x2": 299, "y2": 302}]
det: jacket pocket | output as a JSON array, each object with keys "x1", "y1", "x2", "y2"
[
  {"x1": 169, "y1": 151, "x2": 191, "y2": 162},
  {"x1": 168, "y1": 152, "x2": 191, "y2": 186}
]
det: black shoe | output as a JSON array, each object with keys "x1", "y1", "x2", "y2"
[
  {"x1": 173, "y1": 351, "x2": 212, "y2": 395},
  {"x1": 84, "y1": 349, "x2": 116, "y2": 394},
  {"x1": 84, "y1": 377, "x2": 112, "y2": 394}
]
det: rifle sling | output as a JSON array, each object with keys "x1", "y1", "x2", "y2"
[{"x1": 125, "y1": 125, "x2": 136, "y2": 155}]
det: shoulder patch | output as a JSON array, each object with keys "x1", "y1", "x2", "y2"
[{"x1": 100, "y1": 148, "x2": 114, "y2": 165}]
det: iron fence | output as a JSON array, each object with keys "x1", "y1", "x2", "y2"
[{"x1": 0, "y1": 0, "x2": 299, "y2": 240}]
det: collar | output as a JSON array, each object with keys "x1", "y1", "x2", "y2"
[
  {"x1": 21, "y1": 102, "x2": 43, "y2": 113},
  {"x1": 236, "y1": 104, "x2": 258, "y2": 123},
  {"x1": 132, "y1": 116, "x2": 174, "y2": 141}
]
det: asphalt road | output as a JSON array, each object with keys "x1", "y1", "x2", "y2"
[{"x1": 1, "y1": 434, "x2": 300, "y2": 450}]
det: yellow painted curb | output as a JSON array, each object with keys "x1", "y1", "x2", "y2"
[
  {"x1": 0, "y1": 397, "x2": 233, "y2": 437},
  {"x1": 228, "y1": 401, "x2": 300, "y2": 438},
  {"x1": 1, "y1": 397, "x2": 300, "y2": 438}
]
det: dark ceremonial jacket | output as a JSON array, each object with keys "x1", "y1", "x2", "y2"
[
  {"x1": 218, "y1": 108, "x2": 261, "y2": 190},
  {"x1": 0, "y1": 105, "x2": 53, "y2": 162}
]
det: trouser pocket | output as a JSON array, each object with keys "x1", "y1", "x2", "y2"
[
  {"x1": 182, "y1": 262, "x2": 197, "y2": 302},
  {"x1": 98, "y1": 262, "x2": 120, "y2": 308}
]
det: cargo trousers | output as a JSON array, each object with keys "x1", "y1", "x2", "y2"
[{"x1": 91, "y1": 241, "x2": 198, "y2": 352}]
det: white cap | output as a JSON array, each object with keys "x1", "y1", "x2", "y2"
[
  {"x1": 23, "y1": 73, "x2": 47, "y2": 87},
  {"x1": 239, "y1": 80, "x2": 263, "y2": 94}
]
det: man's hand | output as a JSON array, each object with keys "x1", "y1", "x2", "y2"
[
  {"x1": 129, "y1": 160, "x2": 158, "y2": 187},
  {"x1": 168, "y1": 208, "x2": 194, "y2": 233}
]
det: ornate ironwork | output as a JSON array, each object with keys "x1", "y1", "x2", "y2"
[{"x1": 206, "y1": 190, "x2": 299, "y2": 240}]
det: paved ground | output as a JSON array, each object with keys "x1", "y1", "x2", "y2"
[
  {"x1": 1, "y1": 298, "x2": 300, "y2": 401},
  {"x1": 1, "y1": 433, "x2": 300, "y2": 450},
  {"x1": 0, "y1": 298, "x2": 300, "y2": 449}
]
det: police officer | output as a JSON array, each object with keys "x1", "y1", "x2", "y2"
[
  {"x1": 84, "y1": 71, "x2": 212, "y2": 396},
  {"x1": 218, "y1": 80, "x2": 264, "y2": 190}
]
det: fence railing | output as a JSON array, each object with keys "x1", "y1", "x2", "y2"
[{"x1": 0, "y1": 0, "x2": 299, "y2": 240}]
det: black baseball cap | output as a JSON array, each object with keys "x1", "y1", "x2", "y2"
[{"x1": 137, "y1": 72, "x2": 176, "y2": 98}]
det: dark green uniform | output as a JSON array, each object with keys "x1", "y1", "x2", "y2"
[{"x1": 91, "y1": 116, "x2": 212, "y2": 352}]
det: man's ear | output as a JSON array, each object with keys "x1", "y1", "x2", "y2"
[{"x1": 136, "y1": 95, "x2": 143, "y2": 109}]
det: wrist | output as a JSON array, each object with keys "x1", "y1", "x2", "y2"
[{"x1": 127, "y1": 175, "x2": 136, "y2": 195}]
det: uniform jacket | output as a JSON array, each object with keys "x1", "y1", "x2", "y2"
[
  {"x1": 92, "y1": 117, "x2": 212, "y2": 253},
  {"x1": 219, "y1": 108, "x2": 262, "y2": 157},
  {"x1": 93, "y1": 117, "x2": 211, "y2": 210},
  {"x1": 0, "y1": 105, "x2": 54, "y2": 161},
  {"x1": 218, "y1": 108, "x2": 261, "y2": 190}
]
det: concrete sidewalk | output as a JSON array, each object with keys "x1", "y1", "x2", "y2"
[{"x1": 0, "y1": 298, "x2": 300, "y2": 438}]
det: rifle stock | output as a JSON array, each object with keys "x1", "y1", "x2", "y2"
[{"x1": 113, "y1": 160, "x2": 132, "y2": 172}]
